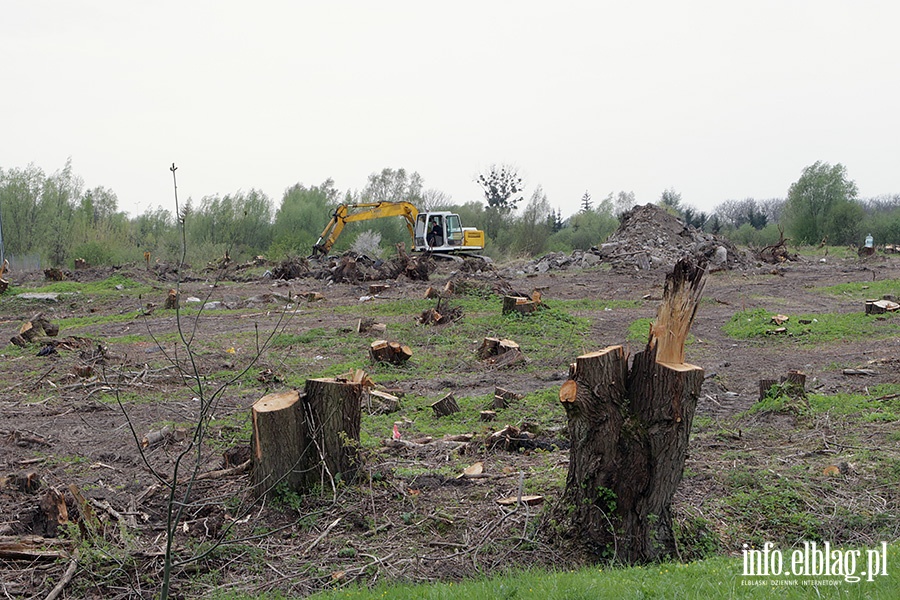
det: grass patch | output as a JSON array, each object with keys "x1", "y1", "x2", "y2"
[
  {"x1": 13, "y1": 274, "x2": 153, "y2": 298},
  {"x1": 272, "y1": 546, "x2": 900, "y2": 600},
  {"x1": 723, "y1": 308, "x2": 900, "y2": 343},
  {"x1": 818, "y1": 279, "x2": 900, "y2": 301}
]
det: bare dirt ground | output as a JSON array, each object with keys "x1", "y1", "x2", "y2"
[{"x1": 1, "y1": 251, "x2": 899, "y2": 598}]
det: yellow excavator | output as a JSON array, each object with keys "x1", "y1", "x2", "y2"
[{"x1": 310, "y1": 201, "x2": 485, "y2": 258}]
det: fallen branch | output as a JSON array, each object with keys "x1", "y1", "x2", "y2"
[
  {"x1": 44, "y1": 552, "x2": 79, "y2": 600},
  {"x1": 192, "y1": 460, "x2": 251, "y2": 482},
  {"x1": 301, "y1": 517, "x2": 342, "y2": 556}
]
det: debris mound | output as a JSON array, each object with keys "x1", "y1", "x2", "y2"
[{"x1": 597, "y1": 204, "x2": 752, "y2": 271}]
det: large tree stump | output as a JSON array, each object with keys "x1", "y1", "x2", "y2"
[
  {"x1": 251, "y1": 380, "x2": 363, "y2": 499},
  {"x1": 556, "y1": 256, "x2": 706, "y2": 564},
  {"x1": 251, "y1": 390, "x2": 305, "y2": 498}
]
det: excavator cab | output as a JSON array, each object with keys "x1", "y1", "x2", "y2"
[{"x1": 413, "y1": 212, "x2": 483, "y2": 253}]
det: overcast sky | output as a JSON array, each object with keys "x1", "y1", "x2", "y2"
[{"x1": 3, "y1": 1, "x2": 899, "y2": 219}]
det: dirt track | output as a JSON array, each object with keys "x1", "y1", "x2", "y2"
[{"x1": 1, "y1": 252, "x2": 898, "y2": 598}]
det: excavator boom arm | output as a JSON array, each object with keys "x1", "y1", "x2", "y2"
[{"x1": 310, "y1": 202, "x2": 419, "y2": 257}]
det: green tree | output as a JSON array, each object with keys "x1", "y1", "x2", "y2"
[
  {"x1": 549, "y1": 196, "x2": 619, "y2": 251},
  {"x1": 614, "y1": 190, "x2": 637, "y2": 216},
  {"x1": 476, "y1": 164, "x2": 523, "y2": 212},
  {"x1": 580, "y1": 191, "x2": 592, "y2": 212},
  {"x1": 658, "y1": 188, "x2": 682, "y2": 214},
  {"x1": 39, "y1": 159, "x2": 82, "y2": 266},
  {"x1": 784, "y1": 161, "x2": 859, "y2": 244},
  {"x1": 476, "y1": 164, "x2": 523, "y2": 241},
  {"x1": 186, "y1": 189, "x2": 273, "y2": 259},
  {"x1": 272, "y1": 180, "x2": 339, "y2": 256},
  {"x1": 0, "y1": 164, "x2": 45, "y2": 256},
  {"x1": 510, "y1": 185, "x2": 553, "y2": 256}
]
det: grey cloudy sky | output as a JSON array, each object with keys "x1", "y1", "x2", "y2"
[{"x1": 3, "y1": 1, "x2": 899, "y2": 218}]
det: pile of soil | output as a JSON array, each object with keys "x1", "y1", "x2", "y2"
[{"x1": 597, "y1": 204, "x2": 753, "y2": 271}]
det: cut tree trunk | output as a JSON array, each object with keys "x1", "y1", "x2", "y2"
[
  {"x1": 251, "y1": 390, "x2": 305, "y2": 498},
  {"x1": 251, "y1": 381, "x2": 362, "y2": 499},
  {"x1": 431, "y1": 393, "x2": 460, "y2": 417},
  {"x1": 555, "y1": 256, "x2": 706, "y2": 564}
]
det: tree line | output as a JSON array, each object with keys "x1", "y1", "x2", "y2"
[{"x1": 1, "y1": 159, "x2": 898, "y2": 270}]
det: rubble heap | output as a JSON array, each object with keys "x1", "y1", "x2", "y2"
[{"x1": 595, "y1": 204, "x2": 752, "y2": 271}]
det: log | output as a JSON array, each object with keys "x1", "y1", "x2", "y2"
[
  {"x1": 555, "y1": 256, "x2": 706, "y2": 564},
  {"x1": 251, "y1": 390, "x2": 305, "y2": 498},
  {"x1": 141, "y1": 425, "x2": 173, "y2": 448},
  {"x1": 369, "y1": 283, "x2": 390, "y2": 295},
  {"x1": 480, "y1": 410, "x2": 496, "y2": 422},
  {"x1": 866, "y1": 299, "x2": 900, "y2": 314},
  {"x1": 495, "y1": 387, "x2": 523, "y2": 402},
  {"x1": 431, "y1": 393, "x2": 460, "y2": 417},
  {"x1": 369, "y1": 339, "x2": 392, "y2": 362}
]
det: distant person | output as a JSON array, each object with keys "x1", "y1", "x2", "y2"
[{"x1": 427, "y1": 219, "x2": 442, "y2": 247}]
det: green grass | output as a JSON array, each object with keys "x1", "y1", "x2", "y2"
[
  {"x1": 818, "y1": 279, "x2": 900, "y2": 301},
  {"x1": 12, "y1": 274, "x2": 153, "y2": 297},
  {"x1": 205, "y1": 544, "x2": 900, "y2": 599},
  {"x1": 723, "y1": 308, "x2": 900, "y2": 343}
]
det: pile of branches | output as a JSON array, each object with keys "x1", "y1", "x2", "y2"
[{"x1": 755, "y1": 226, "x2": 800, "y2": 264}]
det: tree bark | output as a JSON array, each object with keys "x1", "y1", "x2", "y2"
[
  {"x1": 556, "y1": 256, "x2": 706, "y2": 564},
  {"x1": 300, "y1": 378, "x2": 362, "y2": 489}
]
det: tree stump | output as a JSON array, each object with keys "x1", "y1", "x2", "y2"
[
  {"x1": 369, "y1": 340, "x2": 412, "y2": 364},
  {"x1": 251, "y1": 390, "x2": 305, "y2": 499},
  {"x1": 251, "y1": 381, "x2": 362, "y2": 499},
  {"x1": 431, "y1": 393, "x2": 460, "y2": 417},
  {"x1": 555, "y1": 256, "x2": 706, "y2": 564},
  {"x1": 477, "y1": 337, "x2": 520, "y2": 359},
  {"x1": 164, "y1": 289, "x2": 179, "y2": 310},
  {"x1": 502, "y1": 295, "x2": 537, "y2": 315},
  {"x1": 758, "y1": 378, "x2": 779, "y2": 401}
]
